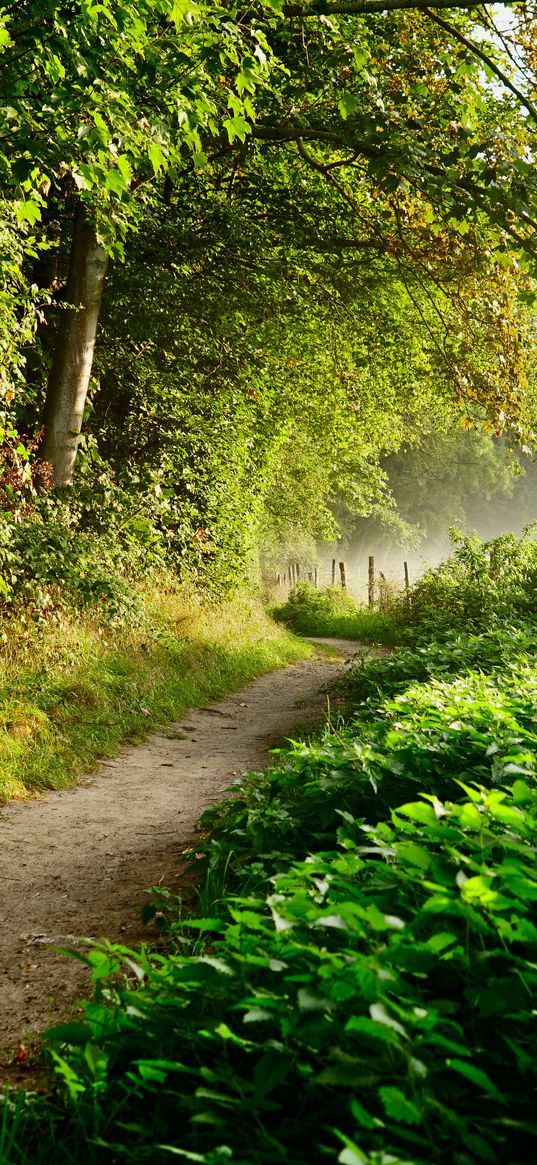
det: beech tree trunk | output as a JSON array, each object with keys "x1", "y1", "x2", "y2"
[{"x1": 41, "y1": 203, "x2": 109, "y2": 486}]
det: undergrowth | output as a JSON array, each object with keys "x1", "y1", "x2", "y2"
[{"x1": 410, "y1": 527, "x2": 537, "y2": 633}]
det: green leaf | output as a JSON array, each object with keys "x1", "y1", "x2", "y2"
[
  {"x1": 447, "y1": 1059, "x2": 503, "y2": 1099},
  {"x1": 396, "y1": 842, "x2": 431, "y2": 869},
  {"x1": 350, "y1": 1099, "x2": 378, "y2": 1129},
  {"x1": 339, "y1": 1150, "x2": 366, "y2": 1165},
  {"x1": 395, "y1": 802, "x2": 438, "y2": 825},
  {"x1": 223, "y1": 115, "x2": 251, "y2": 144},
  {"x1": 379, "y1": 1086, "x2": 421, "y2": 1125},
  {"x1": 253, "y1": 1049, "x2": 292, "y2": 1097},
  {"x1": 43, "y1": 1022, "x2": 91, "y2": 1046},
  {"x1": 148, "y1": 141, "x2": 166, "y2": 174},
  {"x1": 14, "y1": 198, "x2": 42, "y2": 226},
  {"x1": 105, "y1": 168, "x2": 127, "y2": 195},
  {"x1": 369, "y1": 1003, "x2": 408, "y2": 1039},
  {"x1": 338, "y1": 93, "x2": 359, "y2": 121},
  {"x1": 345, "y1": 1015, "x2": 399, "y2": 1044}
]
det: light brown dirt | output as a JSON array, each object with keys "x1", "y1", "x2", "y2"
[{"x1": 0, "y1": 639, "x2": 372, "y2": 1059}]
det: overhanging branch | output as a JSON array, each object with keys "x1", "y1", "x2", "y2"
[
  {"x1": 425, "y1": 8, "x2": 537, "y2": 125},
  {"x1": 252, "y1": 124, "x2": 377, "y2": 161},
  {"x1": 282, "y1": 1, "x2": 523, "y2": 17}
]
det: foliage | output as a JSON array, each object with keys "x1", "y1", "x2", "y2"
[
  {"x1": 410, "y1": 529, "x2": 537, "y2": 634},
  {"x1": 89, "y1": 177, "x2": 470, "y2": 591},
  {"x1": 271, "y1": 582, "x2": 403, "y2": 642},
  {"x1": 10, "y1": 785, "x2": 537, "y2": 1165},
  {"x1": 0, "y1": 206, "x2": 38, "y2": 412},
  {"x1": 343, "y1": 428, "x2": 524, "y2": 558},
  {"x1": 339, "y1": 619, "x2": 537, "y2": 706},
  {"x1": 0, "y1": 0, "x2": 277, "y2": 252},
  {"x1": 2, "y1": 2, "x2": 537, "y2": 597},
  {"x1": 272, "y1": 581, "x2": 358, "y2": 627},
  {"x1": 5, "y1": 542, "x2": 537, "y2": 1162}
]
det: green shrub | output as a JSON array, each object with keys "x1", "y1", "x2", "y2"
[
  {"x1": 0, "y1": 510, "x2": 144, "y2": 623},
  {"x1": 6, "y1": 551, "x2": 537, "y2": 1165},
  {"x1": 410, "y1": 529, "x2": 537, "y2": 634},
  {"x1": 271, "y1": 582, "x2": 403, "y2": 643},
  {"x1": 338, "y1": 620, "x2": 537, "y2": 707}
]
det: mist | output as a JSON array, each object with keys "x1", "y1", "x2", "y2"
[{"x1": 317, "y1": 432, "x2": 537, "y2": 602}]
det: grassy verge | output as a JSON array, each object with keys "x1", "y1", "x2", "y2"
[
  {"x1": 270, "y1": 582, "x2": 404, "y2": 644},
  {"x1": 0, "y1": 579, "x2": 311, "y2": 803}
]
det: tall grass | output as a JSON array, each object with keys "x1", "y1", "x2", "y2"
[{"x1": 0, "y1": 580, "x2": 311, "y2": 803}]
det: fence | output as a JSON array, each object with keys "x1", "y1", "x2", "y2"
[{"x1": 275, "y1": 557, "x2": 412, "y2": 607}]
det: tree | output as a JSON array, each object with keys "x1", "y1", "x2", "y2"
[
  {"x1": 0, "y1": 0, "x2": 277, "y2": 482},
  {"x1": 39, "y1": 204, "x2": 109, "y2": 482},
  {"x1": 2, "y1": 0, "x2": 537, "y2": 494}
]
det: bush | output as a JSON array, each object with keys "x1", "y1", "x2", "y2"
[
  {"x1": 7, "y1": 780, "x2": 537, "y2": 1165},
  {"x1": 271, "y1": 582, "x2": 403, "y2": 643},
  {"x1": 410, "y1": 529, "x2": 537, "y2": 634},
  {"x1": 0, "y1": 510, "x2": 144, "y2": 623}
]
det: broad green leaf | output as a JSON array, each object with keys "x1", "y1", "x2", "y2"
[
  {"x1": 369, "y1": 1003, "x2": 408, "y2": 1039},
  {"x1": 378, "y1": 1086, "x2": 421, "y2": 1125},
  {"x1": 148, "y1": 141, "x2": 166, "y2": 174},
  {"x1": 338, "y1": 93, "x2": 359, "y2": 121},
  {"x1": 394, "y1": 802, "x2": 437, "y2": 825},
  {"x1": 345, "y1": 1015, "x2": 399, "y2": 1043},
  {"x1": 223, "y1": 115, "x2": 251, "y2": 144}
]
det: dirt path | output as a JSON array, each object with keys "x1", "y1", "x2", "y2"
[{"x1": 0, "y1": 640, "x2": 368, "y2": 1053}]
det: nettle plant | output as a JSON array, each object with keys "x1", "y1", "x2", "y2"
[
  {"x1": 39, "y1": 780, "x2": 537, "y2": 1165},
  {"x1": 410, "y1": 530, "x2": 537, "y2": 633}
]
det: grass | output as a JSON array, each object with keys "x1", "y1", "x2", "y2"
[
  {"x1": 270, "y1": 582, "x2": 404, "y2": 644},
  {"x1": 0, "y1": 579, "x2": 312, "y2": 803},
  {"x1": 296, "y1": 607, "x2": 403, "y2": 642}
]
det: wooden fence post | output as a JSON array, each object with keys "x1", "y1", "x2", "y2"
[
  {"x1": 331, "y1": 558, "x2": 336, "y2": 586},
  {"x1": 368, "y1": 556, "x2": 375, "y2": 607},
  {"x1": 404, "y1": 561, "x2": 410, "y2": 593},
  {"x1": 339, "y1": 561, "x2": 346, "y2": 589}
]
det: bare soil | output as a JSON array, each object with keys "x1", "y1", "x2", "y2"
[{"x1": 0, "y1": 639, "x2": 372, "y2": 1073}]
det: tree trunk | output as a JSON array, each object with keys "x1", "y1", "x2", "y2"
[{"x1": 41, "y1": 203, "x2": 109, "y2": 486}]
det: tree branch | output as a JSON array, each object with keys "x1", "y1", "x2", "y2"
[
  {"x1": 282, "y1": 1, "x2": 523, "y2": 17},
  {"x1": 295, "y1": 136, "x2": 391, "y2": 250},
  {"x1": 252, "y1": 124, "x2": 379, "y2": 163},
  {"x1": 425, "y1": 7, "x2": 537, "y2": 125}
]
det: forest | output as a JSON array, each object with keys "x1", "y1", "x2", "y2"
[{"x1": 1, "y1": 0, "x2": 537, "y2": 1162}]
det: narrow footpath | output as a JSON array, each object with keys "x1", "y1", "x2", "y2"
[{"x1": 0, "y1": 641, "x2": 363, "y2": 1052}]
